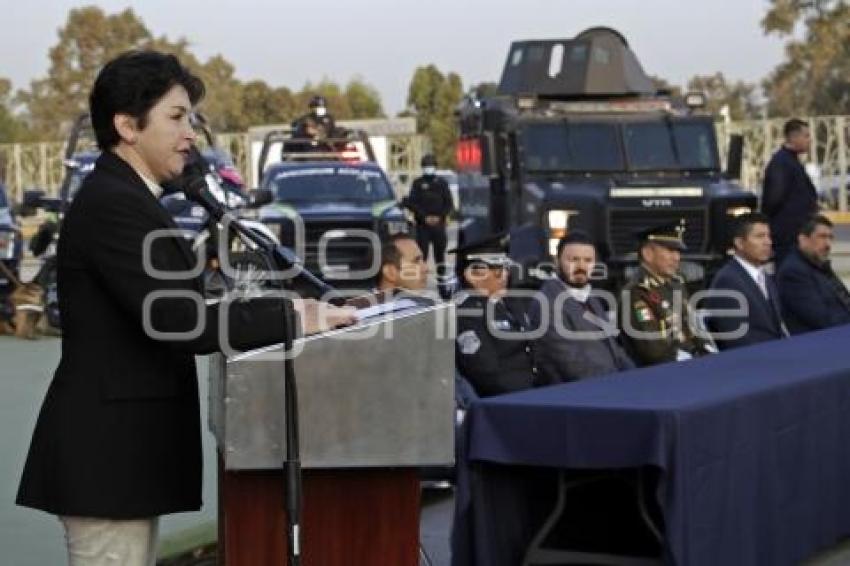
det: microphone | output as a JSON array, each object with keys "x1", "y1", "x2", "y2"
[
  {"x1": 180, "y1": 147, "x2": 338, "y2": 299},
  {"x1": 182, "y1": 173, "x2": 230, "y2": 224}
]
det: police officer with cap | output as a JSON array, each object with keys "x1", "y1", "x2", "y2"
[
  {"x1": 451, "y1": 233, "x2": 539, "y2": 397},
  {"x1": 620, "y1": 220, "x2": 714, "y2": 366},
  {"x1": 405, "y1": 155, "x2": 454, "y2": 298},
  {"x1": 292, "y1": 94, "x2": 338, "y2": 143}
]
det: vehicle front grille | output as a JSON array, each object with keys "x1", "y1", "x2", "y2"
[
  {"x1": 302, "y1": 220, "x2": 378, "y2": 279},
  {"x1": 607, "y1": 208, "x2": 707, "y2": 255}
]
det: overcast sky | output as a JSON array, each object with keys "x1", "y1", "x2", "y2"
[{"x1": 2, "y1": 0, "x2": 787, "y2": 114}]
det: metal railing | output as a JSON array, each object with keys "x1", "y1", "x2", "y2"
[
  {"x1": 716, "y1": 115, "x2": 850, "y2": 210},
  {"x1": 0, "y1": 131, "x2": 428, "y2": 202}
]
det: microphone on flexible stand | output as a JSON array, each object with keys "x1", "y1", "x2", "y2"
[
  {"x1": 182, "y1": 147, "x2": 309, "y2": 566},
  {"x1": 180, "y1": 149, "x2": 338, "y2": 300}
]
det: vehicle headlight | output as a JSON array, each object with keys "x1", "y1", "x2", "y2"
[
  {"x1": 726, "y1": 206, "x2": 752, "y2": 217},
  {"x1": 0, "y1": 231, "x2": 15, "y2": 260},
  {"x1": 547, "y1": 209, "x2": 579, "y2": 256},
  {"x1": 383, "y1": 220, "x2": 409, "y2": 235}
]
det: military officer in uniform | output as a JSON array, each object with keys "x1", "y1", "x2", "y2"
[
  {"x1": 621, "y1": 221, "x2": 715, "y2": 366},
  {"x1": 452, "y1": 233, "x2": 540, "y2": 397}
]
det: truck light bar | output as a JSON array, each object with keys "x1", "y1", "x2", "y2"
[
  {"x1": 610, "y1": 187, "x2": 703, "y2": 198},
  {"x1": 549, "y1": 99, "x2": 672, "y2": 113}
]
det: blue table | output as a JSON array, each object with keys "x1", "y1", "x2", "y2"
[{"x1": 453, "y1": 324, "x2": 850, "y2": 565}]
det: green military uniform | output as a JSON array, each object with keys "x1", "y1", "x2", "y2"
[
  {"x1": 622, "y1": 265, "x2": 712, "y2": 366},
  {"x1": 621, "y1": 221, "x2": 714, "y2": 366}
]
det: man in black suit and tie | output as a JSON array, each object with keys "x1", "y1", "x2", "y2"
[
  {"x1": 761, "y1": 119, "x2": 818, "y2": 266},
  {"x1": 776, "y1": 214, "x2": 850, "y2": 334},
  {"x1": 16, "y1": 51, "x2": 353, "y2": 565},
  {"x1": 529, "y1": 230, "x2": 635, "y2": 382},
  {"x1": 705, "y1": 212, "x2": 789, "y2": 350}
]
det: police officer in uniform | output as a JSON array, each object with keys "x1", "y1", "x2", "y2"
[
  {"x1": 405, "y1": 154, "x2": 454, "y2": 298},
  {"x1": 621, "y1": 221, "x2": 715, "y2": 366},
  {"x1": 286, "y1": 95, "x2": 340, "y2": 157},
  {"x1": 452, "y1": 233, "x2": 539, "y2": 396},
  {"x1": 293, "y1": 94, "x2": 337, "y2": 139}
]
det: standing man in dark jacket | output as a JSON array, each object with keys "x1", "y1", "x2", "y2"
[
  {"x1": 777, "y1": 214, "x2": 850, "y2": 334},
  {"x1": 15, "y1": 51, "x2": 353, "y2": 565},
  {"x1": 761, "y1": 118, "x2": 818, "y2": 266},
  {"x1": 405, "y1": 154, "x2": 453, "y2": 298}
]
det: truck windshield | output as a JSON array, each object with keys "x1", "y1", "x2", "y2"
[
  {"x1": 521, "y1": 122, "x2": 623, "y2": 172},
  {"x1": 269, "y1": 167, "x2": 394, "y2": 203},
  {"x1": 522, "y1": 118, "x2": 718, "y2": 173},
  {"x1": 623, "y1": 119, "x2": 717, "y2": 171}
]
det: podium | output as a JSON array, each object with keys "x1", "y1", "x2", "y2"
[{"x1": 209, "y1": 303, "x2": 455, "y2": 565}]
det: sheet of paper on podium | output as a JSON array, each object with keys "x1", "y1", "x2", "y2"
[{"x1": 354, "y1": 298, "x2": 419, "y2": 321}]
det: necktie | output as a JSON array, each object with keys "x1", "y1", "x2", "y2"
[{"x1": 756, "y1": 270, "x2": 769, "y2": 300}]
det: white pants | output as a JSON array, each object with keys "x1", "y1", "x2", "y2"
[{"x1": 60, "y1": 516, "x2": 159, "y2": 566}]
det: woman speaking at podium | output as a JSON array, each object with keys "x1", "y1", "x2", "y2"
[{"x1": 16, "y1": 50, "x2": 353, "y2": 566}]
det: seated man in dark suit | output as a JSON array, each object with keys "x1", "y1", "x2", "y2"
[
  {"x1": 776, "y1": 214, "x2": 850, "y2": 334},
  {"x1": 529, "y1": 230, "x2": 634, "y2": 382},
  {"x1": 376, "y1": 233, "x2": 428, "y2": 293},
  {"x1": 705, "y1": 212, "x2": 789, "y2": 349},
  {"x1": 452, "y1": 233, "x2": 540, "y2": 397}
]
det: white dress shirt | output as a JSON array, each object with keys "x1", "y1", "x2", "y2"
[{"x1": 734, "y1": 255, "x2": 768, "y2": 299}]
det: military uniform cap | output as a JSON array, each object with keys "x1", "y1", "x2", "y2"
[
  {"x1": 636, "y1": 219, "x2": 687, "y2": 251},
  {"x1": 449, "y1": 232, "x2": 512, "y2": 269}
]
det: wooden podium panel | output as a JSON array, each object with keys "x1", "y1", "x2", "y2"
[{"x1": 218, "y1": 456, "x2": 420, "y2": 566}]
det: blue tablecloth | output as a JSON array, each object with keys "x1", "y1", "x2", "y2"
[{"x1": 453, "y1": 324, "x2": 850, "y2": 565}]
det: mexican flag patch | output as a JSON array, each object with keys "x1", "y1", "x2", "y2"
[{"x1": 636, "y1": 307, "x2": 654, "y2": 322}]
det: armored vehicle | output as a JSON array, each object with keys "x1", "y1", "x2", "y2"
[{"x1": 455, "y1": 27, "x2": 755, "y2": 284}]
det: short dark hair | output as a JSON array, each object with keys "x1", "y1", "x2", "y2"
[
  {"x1": 732, "y1": 212, "x2": 770, "y2": 240},
  {"x1": 89, "y1": 50, "x2": 205, "y2": 150},
  {"x1": 377, "y1": 233, "x2": 416, "y2": 283},
  {"x1": 799, "y1": 214, "x2": 833, "y2": 237},
  {"x1": 556, "y1": 230, "x2": 595, "y2": 258},
  {"x1": 783, "y1": 118, "x2": 809, "y2": 139}
]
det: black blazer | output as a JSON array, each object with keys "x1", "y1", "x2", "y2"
[
  {"x1": 776, "y1": 248, "x2": 850, "y2": 335},
  {"x1": 705, "y1": 258, "x2": 787, "y2": 350},
  {"x1": 761, "y1": 147, "x2": 818, "y2": 252},
  {"x1": 17, "y1": 152, "x2": 292, "y2": 519}
]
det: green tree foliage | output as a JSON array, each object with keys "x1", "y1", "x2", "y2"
[
  {"x1": 18, "y1": 6, "x2": 386, "y2": 139},
  {"x1": 240, "y1": 81, "x2": 297, "y2": 128},
  {"x1": 0, "y1": 78, "x2": 32, "y2": 143},
  {"x1": 344, "y1": 78, "x2": 385, "y2": 119},
  {"x1": 686, "y1": 73, "x2": 760, "y2": 120},
  {"x1": 18, "y1": 6, "x2": 151, "y2": 138},
  {"x1": 761, "y1": 0, "x2": 850, "y2": 116},
  {"x1": 406, "y1": 65, "x2": 464, "y2": 168}
]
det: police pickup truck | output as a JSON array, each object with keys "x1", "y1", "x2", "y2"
[{"x1": 256, "y1": 129, "x2": 408, "y2": 287}]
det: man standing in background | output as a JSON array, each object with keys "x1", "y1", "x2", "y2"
[
  {"x1": 405, "y1": 154, "x2": 453, "y2": 298},
  {"x1": 761, "y1": 118, "x2": 818, "y2": 266}
]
